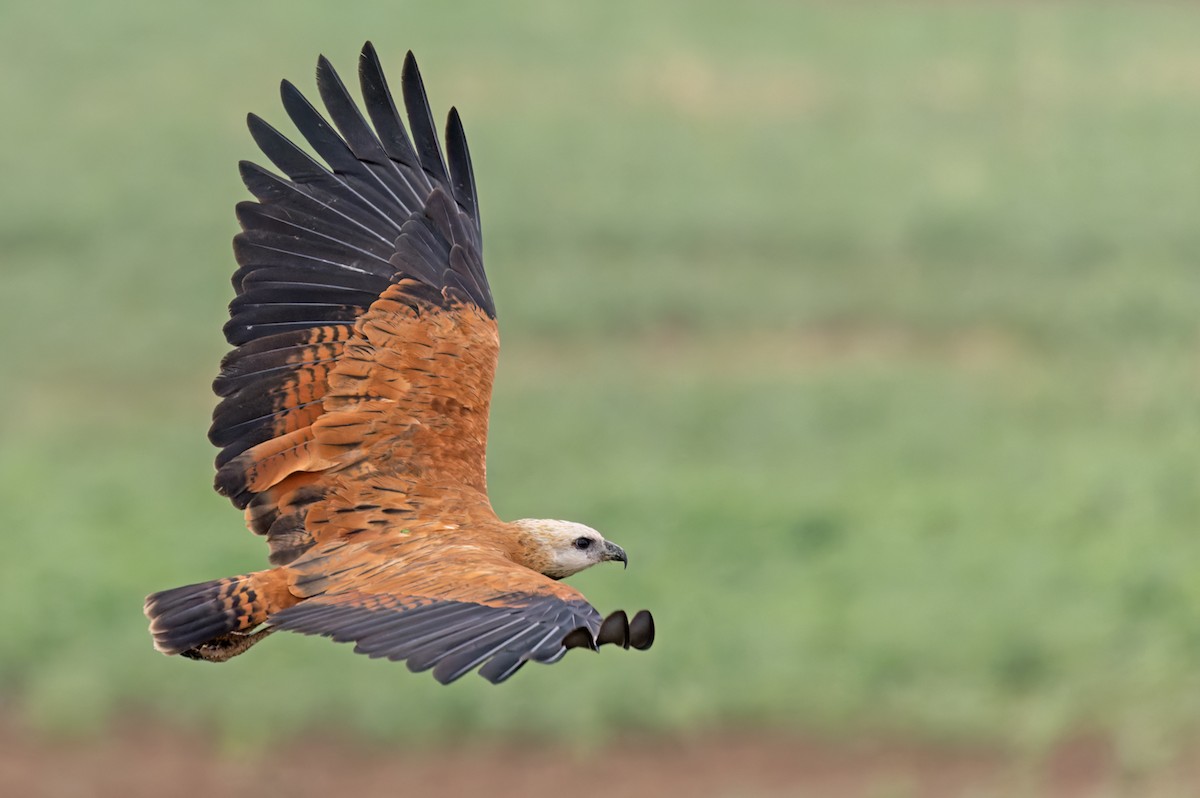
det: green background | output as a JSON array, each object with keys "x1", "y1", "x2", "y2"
[{"x1": 2, "y1": 0, "x2": 1198, "y2": 765}]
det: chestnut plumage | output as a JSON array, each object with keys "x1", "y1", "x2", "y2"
[{"x1": 143, "y1": 42, "x2": 654, "y2": 683}]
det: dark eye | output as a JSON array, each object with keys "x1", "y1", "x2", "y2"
[{"x1": 573, "y1": 537, "x2": 593, "y2": 551}]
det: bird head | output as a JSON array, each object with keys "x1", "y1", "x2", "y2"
[{"x1": 512, "y1": 519, "x2": 627, "y2": 580}]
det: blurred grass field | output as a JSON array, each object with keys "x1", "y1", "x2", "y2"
[{"x1": 2, "y1": 0, "x2": 1199, "y2": 763}]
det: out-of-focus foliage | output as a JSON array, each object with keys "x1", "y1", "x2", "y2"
[{"x1": 2, "y1": 0, "x2": 1198, "y2": 762}]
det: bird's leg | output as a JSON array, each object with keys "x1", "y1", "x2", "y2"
[{"x1": 180, "y1": 626, "x2": 275, "y2": 663}]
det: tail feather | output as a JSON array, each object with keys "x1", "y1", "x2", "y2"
[{"x1": 144, "y1": 569, "x2": 292, "y2": 656}]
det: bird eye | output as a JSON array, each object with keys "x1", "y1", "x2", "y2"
[{"x1": 573, "y1": 537, "x2": 593, "y2": 551}]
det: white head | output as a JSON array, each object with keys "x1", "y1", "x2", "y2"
[{"x1": 512, "y1": 519, "x2": 628, "y2": 580}]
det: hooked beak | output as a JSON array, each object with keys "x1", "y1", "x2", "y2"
[{"x1": 602, "y1": 541, "x2": 628, "y2": 569}]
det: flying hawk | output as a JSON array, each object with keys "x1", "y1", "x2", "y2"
[{"x1": 144, "y1": 42, "x2": 654, "y2": 684}]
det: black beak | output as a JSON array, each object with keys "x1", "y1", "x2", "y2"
[{"x1": 603, "y1": 541, "x2": 628, "y2": 569}]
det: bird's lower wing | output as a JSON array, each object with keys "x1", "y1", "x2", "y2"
[
  {"x1": 272, "y1": 588, "x2": 598, "y2": 683},
  {"x1": 268, "y1": 537, "x2": 652, "y2": 684}
]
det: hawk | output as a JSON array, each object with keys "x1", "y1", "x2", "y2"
[{"x1": 144, "y1": 42, "x2": 654, "y2": 684}]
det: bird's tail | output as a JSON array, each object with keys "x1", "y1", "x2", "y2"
[{"x1": 144, "y1": 568, "x2": 294, "y2": 656}]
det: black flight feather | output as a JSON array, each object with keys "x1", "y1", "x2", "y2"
[{"x1": 400, "y1": 51, "x2": 450, "y2": 187}]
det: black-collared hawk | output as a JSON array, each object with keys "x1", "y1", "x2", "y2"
[{"x1": 144, "y1": 43, "x2": 654, "y2": 685}]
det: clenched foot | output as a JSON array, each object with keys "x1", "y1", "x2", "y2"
[{"x1": 180, "y1": 627, "x2": 275, "y2": 662}]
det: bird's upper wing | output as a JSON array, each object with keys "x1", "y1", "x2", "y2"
[
  {"x1": 269, "y1": 530, "x2": 654, "y2": 683},
  {"x1": 208, "y1": 43, "x2": 498, "y2": 562}
]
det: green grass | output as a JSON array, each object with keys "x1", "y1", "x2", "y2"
[{"x1": 2, "y1": 0, "x2": 1199, "y2": 761}]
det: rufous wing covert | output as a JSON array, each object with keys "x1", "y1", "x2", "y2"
[{"x1": 144, "y1": 43, "x2": 653, "y2": 684}]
